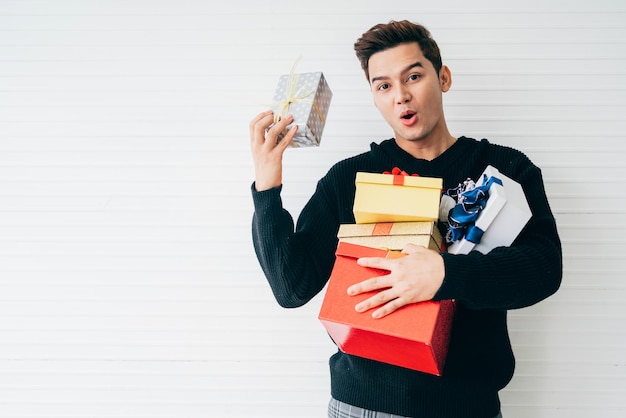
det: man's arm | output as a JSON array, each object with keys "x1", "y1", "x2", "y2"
[
  {"x1": 436, "y1": 163, "x2": 562, "y2": 310},
  {"x1": 249, "y1": 110, "x2": 340, "y2": 308},
  {"x1": 348, "y1": 164, "x2": 562, "y2": 316}
]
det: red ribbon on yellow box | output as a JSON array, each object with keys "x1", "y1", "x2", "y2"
[{"x1": 383, "y1": 166, "x2": 419, "y2": 186}]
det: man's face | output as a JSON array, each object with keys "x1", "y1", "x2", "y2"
[{"x1": 368, "y1": 42, "x2": 450, "y2": 145}]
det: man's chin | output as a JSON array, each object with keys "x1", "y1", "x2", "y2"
[{"x1": 397, "y1": 132, "x2": 428, "y2": 142}]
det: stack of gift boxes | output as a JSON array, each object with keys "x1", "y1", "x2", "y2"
[{"x1": 318, "y1": 165, "x2": 532, "y2": 376}]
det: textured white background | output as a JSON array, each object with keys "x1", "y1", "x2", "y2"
[{"x1": 0, "y1": 0, "x2": 625, "y2": 417}]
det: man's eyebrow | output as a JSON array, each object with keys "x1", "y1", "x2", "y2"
[{"x1": 371, "y1": 61, "x2": 424, "y2": 84}]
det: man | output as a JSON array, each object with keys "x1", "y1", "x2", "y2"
[{"x1": 249, "y1": 20, "x2": 562, "y2": 418}]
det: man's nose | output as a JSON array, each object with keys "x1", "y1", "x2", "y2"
[{"x1": 395, "y1": 86, "x2": 411, "y2": 104}]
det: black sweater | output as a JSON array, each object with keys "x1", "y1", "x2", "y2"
[{"x1": 251, "y1": 137, "x2": 562, "y2": 418}]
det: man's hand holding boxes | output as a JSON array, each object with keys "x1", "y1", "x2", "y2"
[{"x1": 319, "y1": 165, "x2": 531, "y2": 376}]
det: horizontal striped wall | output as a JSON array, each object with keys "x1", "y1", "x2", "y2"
[{"x1": 0, "y1": 0, "x2": 624, "y2": 417}]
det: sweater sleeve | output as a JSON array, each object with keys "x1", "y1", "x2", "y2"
[
  {"x1": 250, "y1": 178, "x2": 341, "y2": 308},
  {"x1": 434, "y1": 162, "x2": 563, "y2": 310}
]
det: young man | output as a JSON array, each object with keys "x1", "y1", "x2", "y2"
[{"x1": 249, "y1": 20, "x2": 562, "y2": 418}]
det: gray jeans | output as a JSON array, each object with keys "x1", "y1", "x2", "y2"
[{"x1": 328, "y1": 397, "x2": 503, "y2": 418}]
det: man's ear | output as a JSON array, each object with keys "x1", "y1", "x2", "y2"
[{"x1": 439, "y1": 65, "x2": 452, "y2": 92}]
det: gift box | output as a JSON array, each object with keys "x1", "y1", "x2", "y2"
[
  {"x1": 353, "y1": 171, "x2": 443, "y2": 224},
  {"x1": 318, "y1": 242, "x2": 455, "y2": 375},
  {"x1": 447, "y1": 165, "x2": 532, "y2": 255},
  {"x1": 272, "y1": 71, "x2": 332, "y2": 147},
  {"x1": 337, "y1": 221, "x2": 443, "y2": 251}
]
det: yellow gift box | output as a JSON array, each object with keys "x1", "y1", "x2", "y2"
[
  {"x1": 353, "y1": 171, "x2": 443, "y2": 224},
  {"x1": 337, "y1": 221, "x2": 443, "y2": 251}
]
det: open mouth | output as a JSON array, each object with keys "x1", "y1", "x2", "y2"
[{"x1": 400, "y1": 111, "x2": 417, "y2": 126}]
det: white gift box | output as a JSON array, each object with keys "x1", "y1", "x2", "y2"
[{"x1": 447, "y1": 165, "x2": 532, "y2": 255}]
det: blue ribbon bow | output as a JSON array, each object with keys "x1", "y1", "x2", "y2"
[{"x1": 446, "y1": 175, "x2": 502, "y2": 244}]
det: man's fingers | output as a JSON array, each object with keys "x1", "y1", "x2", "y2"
[
  {"x1": 348, "y1": 256, "x2": 393, "y2": 295},
  {"x1": 250, "y1": 111, "x2": 275, "y2": 147},
  {"x1": 276, "y1": 125, "x2": 297, "y2": 150},
  {"x1": 265, "y1": 114, "x2": 294, "y2": 145},
  {"x1": 250, "y1": 110, "x2": 274, "y2": 138},
  {"x1": 371, "y1": 298, "x2": 405, "y2": 319},
  {"x1": 249, "y1": 110, "x2": 271, "y2": 128},
  {"x1": 272, "y1": 114, "x2": 298, "y2": 150},
  {"x1": 353, "y1": 288, "x2": 407, "y2": 319},
  {"x1": 347, "y1": 274, "x2": 389, "y2": 296},
  {"x1": 401, "y1": 243, "x2": 425, "y2": 254},
  {"x1": 250, "y1": 110, "x2": 298, "y2": 152},
  {"x1": 354, "y1": 286, "x2": 393, "y2": 311},
  {"x1": 356, "y1": 256, "x2": 391, "y2": 270}
]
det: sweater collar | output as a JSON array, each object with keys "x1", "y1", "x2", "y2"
[{"x1": 370, "y1": 137, "x2": 472, "y2": 177}]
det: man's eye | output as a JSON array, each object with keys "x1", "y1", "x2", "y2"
[
  {"x1": 408, "y1": 74, "x2": 420, "y2": 81},
  {"x1": 378, "y1": 83, "x2": 390, "y2": 91}
]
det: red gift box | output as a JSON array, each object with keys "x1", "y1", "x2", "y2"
[{"x1": 318, "y1": 242, "x2": 455, "y2": 375}]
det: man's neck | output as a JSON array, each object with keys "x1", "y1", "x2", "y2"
[{"x1": 395, "y1": 134, "x2": 457, "y2": 161}]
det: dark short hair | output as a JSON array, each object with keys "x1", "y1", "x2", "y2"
[{"x1": 354, "y1": 20, "x2": 443, "y2": 82}]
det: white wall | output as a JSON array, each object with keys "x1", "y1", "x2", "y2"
[{"x1": 0, "y1": 0, "x2": 624, "y2": 417}]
